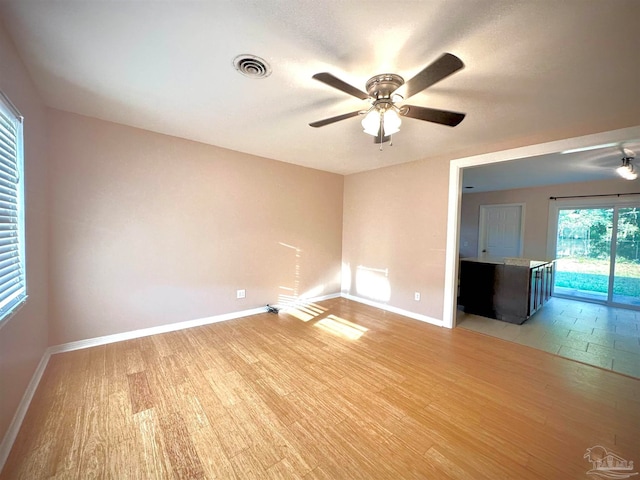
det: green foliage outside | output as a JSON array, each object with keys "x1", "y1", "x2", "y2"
[
  {"x1": 556, "y1": 207, "x2": 640, "y2": 300},
  {"x1": 557, "y1": 207, "x2": 640, "y2": 263}
]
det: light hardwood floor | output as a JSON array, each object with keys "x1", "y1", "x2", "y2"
[{"x1": 2, "y1": 298, "x2": 639, "y2": 479}]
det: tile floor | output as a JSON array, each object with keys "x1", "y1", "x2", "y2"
[{"x1": 457, "y1": 297, "x2": 640, "y2": 378}]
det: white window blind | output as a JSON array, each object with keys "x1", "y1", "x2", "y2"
[{"x1": 0, "y1": 92, "x2": 26, "y2": 322}]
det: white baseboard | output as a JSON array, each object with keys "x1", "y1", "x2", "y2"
[
  {"x1": 0, "y1": 292, "x2": 344, "y2": 470},
  {"x1": 0, "y1": 349, "x2": 52, "y2": 471},
  {"x1": 49, "y1": 306, "x2": 270, "y2": 355},
  {"x1": 52, "y1": 292, "x2": 345, "y2": 356},
  {"x1": 301, "y1": 292, "x2": 342, "y2": 303},
  {"x1": 341, "y1": 293, "x2": 445, "y2": 328},
  {"x1": 0, "y1": 303, "x2": 273, "y2": 471},
  {"x1": 0, "y1": 290, "x2": 436, "y2": 471},
  {"x1": 276, "y1": 292, "x2": 342, "y2": 312}
]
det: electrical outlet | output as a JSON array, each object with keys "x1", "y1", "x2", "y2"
[
  {"x1": 414, "y1": 292, "x2": 421, "y2": 301},
  {"x1": 236, "y1": 289, "x2": 246, "y2": 299}
]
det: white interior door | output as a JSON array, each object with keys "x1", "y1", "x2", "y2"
[{"x1": 479, "y1": 204, "x2": 524, "y2": 258}]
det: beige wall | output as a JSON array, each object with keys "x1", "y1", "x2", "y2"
[
  {"x1": 0, "y1": 24, "x2": 49, "y2": 443},
  {"x1": 1, "y1": 8, "x2": 638, "y2": 455},
  {"x1": 48, "y1": 110, "x2": 343, "y2": 345},
  {"x1": 343, "y1": 131, "x2": 639, "y2": 324},
  {"x1": 342, "y1": 157, "x2": 450, "y2": 320},
  {"x1": 460, "y1": 178, "x2": 640, "y2": 260}
]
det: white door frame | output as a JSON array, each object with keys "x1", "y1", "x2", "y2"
[
  {"x1": 478, "y1": 203, "x2": 525, "y2": 258},
  {"x1": 443, "y1": 125, "x2": 640, "y2": 329}
]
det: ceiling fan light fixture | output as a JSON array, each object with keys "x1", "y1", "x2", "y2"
[
  {"x1": 361, "y1": 107, "x2": 402, "y2": 137},
  {"x1": 309, "y1": 53, "x2": 466, "y2": 143},
  {"x1": 617, "y1": 157, "x2": 638, "y2": 180},
  {"x1": 383, "y1": 109, "x2": 401, "y2": 136},
  {"x1": 361, "y1": 109, "x2": 381, "y2": 136}
]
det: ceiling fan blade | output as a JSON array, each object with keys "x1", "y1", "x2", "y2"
[
  {"x1": 309, "y1": 110, "x2": 361, "y2": 128},
  {"x1": 402, "y1": 53, "x2": 464, "y2": 99},
  {"x1": 312, "y1": 73, "x2": 369, "y2": 100},
  {"x1": 401, "y1": 105, "x2": 465, "y2": 127}
]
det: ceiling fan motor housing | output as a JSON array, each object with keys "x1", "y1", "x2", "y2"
[{"x1": 365, "y1": 74, "x2": 404, "y2": 100}]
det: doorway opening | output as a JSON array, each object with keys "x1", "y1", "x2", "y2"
[{"x1": 444, "y1": 125, "x2": 640, "y2": 328}]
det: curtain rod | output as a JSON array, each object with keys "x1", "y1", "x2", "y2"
[{"x1": 550, "y1": 192, "x2": 640, "y2": 200}]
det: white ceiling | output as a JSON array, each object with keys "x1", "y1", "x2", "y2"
[
  {"x1": 1, "y1": 0, "x2": 639, "y2": 176},
  {"x1": 463, "y1": 140, "x2": 640, "y2": 192}
]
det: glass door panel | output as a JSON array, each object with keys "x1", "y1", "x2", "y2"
[
  {"x1": 555, "y1": 208, "x2": 613, "y2": 302},
  {"x1": 612, "y1": 207, "x2": 640, "y2": 306}
]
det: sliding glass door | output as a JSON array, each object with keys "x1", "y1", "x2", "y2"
[
  {"x1": 553, "y1": 201, "x2": 640, "y2": 308},
  {"x1": 612, "y1": 207, "x2": 640, "y2": 306},
  {"x1": 555, "y1": 208, "x2": 613, "y2": 302}
]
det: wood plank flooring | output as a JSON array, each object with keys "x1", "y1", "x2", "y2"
[{"x1": 2, "y1": 298, "x2": 639, "y2": 479}]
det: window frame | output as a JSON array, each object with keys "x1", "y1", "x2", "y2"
[{"x1": 0, "y1": 90, "x2": 27, "y2": 326}]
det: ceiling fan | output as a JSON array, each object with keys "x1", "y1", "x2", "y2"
[
  {"x1": 562, "y1": 142, "x2": 640, "y2": 180},
  {"x1": 617, "y1": 147, "x2": 637, "y2": 180},
  {"x1": 309, "y1": 53, "x2": 466, "y2": 144}
]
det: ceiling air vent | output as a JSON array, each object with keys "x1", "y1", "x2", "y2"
[{"x1": 233, "y1": 54, "x2": 271, "y2": 79}]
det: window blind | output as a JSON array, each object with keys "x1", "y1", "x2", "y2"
[{"x1": 0, "y1": 92, "x2": 26, "y2": 322}]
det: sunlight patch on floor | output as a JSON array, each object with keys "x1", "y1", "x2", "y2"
[
  {"x1": 315, "y1": 314, "x2": 368, "y2": 340},
  {"x1": 282, "y1": 302, "x2": 327, "y2": 322}
]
